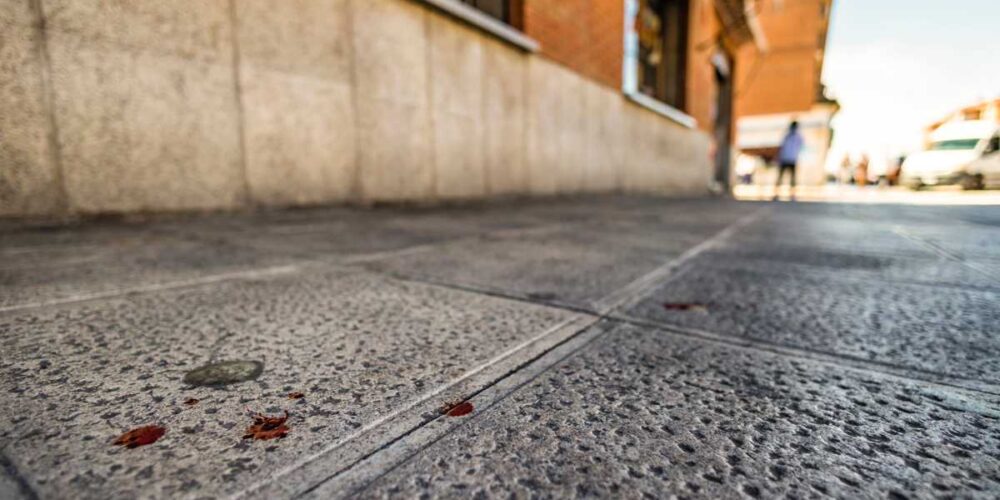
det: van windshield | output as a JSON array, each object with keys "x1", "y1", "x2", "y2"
[{"x1": 930, "y1": 139, "x2": 980, "y2": 150}]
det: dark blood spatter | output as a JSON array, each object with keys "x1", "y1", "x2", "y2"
[
  {"x1": 243, "y1": 411, "x2": 290, "y2": 441},
  {"x1": 663, "y1": 302, "x2": 708, "y2": 312},
  {"x1": 183, "y1": 398, "x2": 199, "y2": 406},
  {"x1": 287, "y1": 392, "x2": 305, "y2": 400},
  {"x1": 113, "y1": 425, "x2": 166, "y2": 448},
  {"x1": 446, "y1": 401, "x2": 474, "y2": 417}
]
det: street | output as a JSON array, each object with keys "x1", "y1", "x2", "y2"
[{"x1": 2, "y1": 195, "x2": 999, "y2": 498}]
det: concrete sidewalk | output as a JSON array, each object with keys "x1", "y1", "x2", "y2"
[{"x1": 2, "y1": 196, "x2": 999, "y2": 498}]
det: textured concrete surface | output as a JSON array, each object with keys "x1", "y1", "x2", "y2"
[
  {"x1": 0, "y1": 227, "x2": 293, "y2": 310},
  {"x1": 481, "y1": 37, "x2": 528, "y2": 196},
  {"x1": 237, "y1": 0, "x2": 356, "y2": 206},
  {"x1": 1, "y1": 0, "x2": 712, "y2": 217},
  {"x1": 428, "y1": 14, "x2": 486, "y2": 200},
  {"x1": 0, "y1": 13, "x2": 62, "y2": 216},
  {"x1": 365, "y1": 219, "x2": 719, "y2": 311},
  {"x1": 627, "y1": 262, "x2": 1000, "y2": 383},
  {"x1": 0, "y1": 267, "x2": 582, "y2": 498},
  {"x1": 43, "y1": 0, "x2": 246, "y2": 214},
  {"x1": 2, "y1": 196, "x2": 999, "y2": 499},
  {"x1": 359, "y1": 324, "x2": 1000, "y2": 499}
]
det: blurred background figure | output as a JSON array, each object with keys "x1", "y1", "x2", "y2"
[
  {"x1": 774, "y1": 120, "x2": 804, "y2": 200},
  {"x1": 839, "y1": 154, "x2": 855, "y2": 184},
  {"x1": 854, "y1": 154, "x2": 870, "y2": 186}
]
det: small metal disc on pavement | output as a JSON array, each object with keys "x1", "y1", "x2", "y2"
[{"x1": 183, "y1": 360, "x2": 264, "y2": 387}]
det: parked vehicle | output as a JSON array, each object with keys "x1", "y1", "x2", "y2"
[
  {"x1": 966, "y1": 134, "x2": 1000, "y2": 189},
  {"x1": 900, "y1": 121, "x2": 1000, "y2": 190}
]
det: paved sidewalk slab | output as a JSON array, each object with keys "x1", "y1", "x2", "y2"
[
  {"x1": 727, "y1": 215, "x2": 936, "y2": 259},
  {"x1": 173, "y1": 207, "x2": 548, "y2": 261},
  {"x1": 695, "y1": 245, "x2": 1000, "y2": 290},
  {"x1": 0, "y1": 267, "x2": 584, "y2": 498},
  {"x1": 625, "y1": 262, "x2": 1000, "y2": 384},
  {"x1": 3, "y1": 196, "x2": 999, "y2": 499},
  {"x1": 365, "y1": 220, "x2": 711, "y2": 310},
  {"x1": 0, "y1": 230, "x2": 295, "y2": 311},
  {"x1": 358, "y1": 324, "x2": 1000, "y2": 499}
]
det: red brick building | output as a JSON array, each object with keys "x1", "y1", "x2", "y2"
[
  {"x1": 733, "y1": 0, "x2": 837, "y2": 186},
  {"x1": 505, "y1": 0, "x2": 767, "y2": 187}
]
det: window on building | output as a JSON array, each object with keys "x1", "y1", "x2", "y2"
[
  {"x1": 963, "y1": 109, "x2": 982, "y2": 120},
  {"x1": 634, "y1": 0, "x2": 689, "y2": 109},
  {"x1": 459, "y1": 0, "x2": 522, "y2": 28}
]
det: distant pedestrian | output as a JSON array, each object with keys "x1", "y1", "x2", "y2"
[
  {"x1": 774, "y1": 120, "x2": 804, "y2": 200},
  {"x1": 855, "y1": 154, "x2": 870, "y2": 186}
]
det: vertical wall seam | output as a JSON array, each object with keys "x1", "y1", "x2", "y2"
[
  {"x1": 30, "y1": 0, "x2": 69, "y2": 215},
  {"x1": 227, "y1": 0, "x2": 251, "y2": 208},
  {"x1": 344, "y1": 0, "x2": 365, "y2": 204},
  {"x1": 480, "y1": 43, "x2": 490, "y2": 197},
  {"x1": 424, "y1": 9, "x2": 438, "y2": 201},
  {"x1": 522, "y1": 58, "x2": 532, "y2": 195}
]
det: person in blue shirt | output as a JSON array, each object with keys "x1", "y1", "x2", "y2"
[{"x1": 775, "y1": 120, "x2": 804, "y2": 200}]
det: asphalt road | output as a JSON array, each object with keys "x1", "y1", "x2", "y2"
[{"x1": 1, "y1": 196, "x2": 999, "y2": 499}]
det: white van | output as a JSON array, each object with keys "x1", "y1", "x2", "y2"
[
  {"x1": 901, "y1": 120, "x2": 1000, "y2": 190},
  {"x1": 966, "y1": 134, "x2": 1000, "y2": 189}
]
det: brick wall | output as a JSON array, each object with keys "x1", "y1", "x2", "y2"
[
  {"x1": 522, "y1": 0, "x2": 623, "y2": 89},
  {"x1": 734, "y1": 0, "x2": 830, "y2": 116}
]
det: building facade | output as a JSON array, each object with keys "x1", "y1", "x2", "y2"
[
  {"x1": 1, "y1": 0, "x2": 763, "y2": 217},
  {"x1": 734, "y1": 0, "x2": 836, "y2": 186},
  {"x1": 924, "y1": 98, "x2": 1000, "y2": 147}
]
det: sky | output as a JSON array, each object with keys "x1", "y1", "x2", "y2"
[{"x1": 821, "y1": 0, "x2": 1000, "y2": 168}]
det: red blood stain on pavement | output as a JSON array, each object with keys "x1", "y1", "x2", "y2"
[
  {"x1": 113, "y1": 425, "x2": 166, "y2": 448},
  {"x1": 183, "y1": 398, "x2": 199, "y2": 406},
  {"x1": 243, "y1": 411, "x2": 290, "y2": 441},
  {"x1": 446, "y1": 401, "x2": 474, "y2": 417},
  {"x1": 287, "y1": 392, "x2": 305, "y2": 400}
]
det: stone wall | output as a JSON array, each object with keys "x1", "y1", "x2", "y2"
[{"x1": 0, "y1": 0, "x2": 711, "y2": 218}]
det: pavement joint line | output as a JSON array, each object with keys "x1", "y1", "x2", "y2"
[
  {"x1": 720, "y1": 240, "x2": 944, "y2": 261},
  {"x1": 0, "y1": 254, "x2": 103, "y2": 273},
  {"x1": 0, "y1": 242, "x2": 104, "y2": 256},
  {"x1": 0, "y1": 265, "x2": 301, "y2": 315},
  {"x1": 0, "y1": 208, "x2": 725, "y2": 315},
  {"x1": 593, "y1": 207, "x2": 772, "y2": 313},
  {"x1": 610, "y1": 314, "x2": 1000, "y2": 397},
  {"x1": 892, "y1": 226, "x2": 1000, "y2": 284},
  {"x1": 692, "y1": 255, "x2": 1000, "y2": 293},
  {"x1": 409, "y1": 269, "x2": 1000, "y2": 396},
  {"x1": 327, "y1": 321, "x2": 620, "y2": 499},
  {"x1": 235, "y1": 313, "x2": 598, "y2": 499},
  {"x1": 376, "y1": 273, "x2": 1000, "y2": 398},
  {"x1": 369, "y1": 274, "x2": 602, "y2": 317},
  {"x1": 327, "y1": 221, "x2": 592, "y2": 266},
  {"x1": 244, "y1": 206, "x2": 774, "y2": 497}
]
